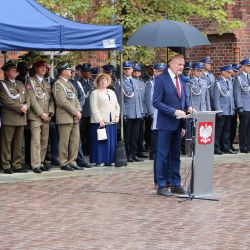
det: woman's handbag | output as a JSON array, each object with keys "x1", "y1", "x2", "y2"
[{"x1": 97, "y1": 126, "x2": 107, "y2": 141}]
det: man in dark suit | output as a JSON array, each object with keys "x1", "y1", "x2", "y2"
[{"x1": 153, "y1": 55, "x2": 194, "y2": 196}]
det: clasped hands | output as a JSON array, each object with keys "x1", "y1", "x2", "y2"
[{"x1": 175, "y1": 107, "x2": 196, "y2": 119}]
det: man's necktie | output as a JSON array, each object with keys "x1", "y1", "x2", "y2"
[{"x1": 175, "y1": 75, "x2": 181, "y2": 97}]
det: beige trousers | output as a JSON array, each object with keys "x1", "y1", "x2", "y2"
[
  {"x1": 58, "y1": 123, "x2": 79, "y2": 166},
  {"x1": 30, "y1": 121, "x2": 50, "y2": 168},
  {"x1": 1, "y1": 125, "x2": 24, "y2": 170}
]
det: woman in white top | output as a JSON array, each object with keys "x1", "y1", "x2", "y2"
[{"x1": 89, "y1": 73, "x2": 120, "y2": 166}]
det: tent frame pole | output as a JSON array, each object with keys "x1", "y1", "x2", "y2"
[{"x1": 119, "y1": 50, "x2": 124, "y2": 141}]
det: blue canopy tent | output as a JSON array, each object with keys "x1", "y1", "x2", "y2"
[{"x1": 0, "y1": 0, "x2": 122, "y2": 51}]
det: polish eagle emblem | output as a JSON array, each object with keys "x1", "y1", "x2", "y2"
[{"x1": 198, "y1": 122, "x2": 213, "y2": 145}]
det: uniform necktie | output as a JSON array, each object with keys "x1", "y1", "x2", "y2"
[{"x1": 175, "y1": 75, "x2": 181, "y2": 97}]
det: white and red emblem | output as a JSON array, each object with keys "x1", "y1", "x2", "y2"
[{"x1": 198, "y1": 122, "x2": 213, "y2": 145}]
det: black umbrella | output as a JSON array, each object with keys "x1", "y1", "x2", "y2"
[{"x1": 127, "y1": 20, "x2": 210, "y2": 48}]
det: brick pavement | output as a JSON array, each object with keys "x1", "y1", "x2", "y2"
[{"x1": 0, "y1": 158, "x2": 249, "y2": 250}]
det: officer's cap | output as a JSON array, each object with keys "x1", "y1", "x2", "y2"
[
  {"x1": 56, "y1": 62, "x2": 72, "y2": 72},
  {"x1": 220, "y1": 64, "x2": 233, "y2": 72},
  {"x1": 1, "y1": 60, "x2": 17, "y2": 71},
  {"x1": 123, "y1": 61, "x2": 134, "y2": 69},
  {"x1": 133, "y1": 63, "x2": 142, "y2": 71},
  {"x1": 200, "y1": 56, "x2": 212, "y2": 64},
  {"x1": 240, "y1": 59, "x2": 250, "y2": 66},
  {"x1": 184, "y1": 62, "x2": 193, "y2": 70},
  {"x1": 34, "y1": 60, "x2": 47, "y2": 68},
  {"x1": 75, "y1": 64, "x2": 82, "y2": 71},
  {"x1": 232, "y1": 64, "x2": 241, "y2": 72},
  {"x1": 192, "y1": 62, "x2": 204, "y2": 70},
  {"x1": 90, "y1": 67, "x2": 100, "y2": 75},
  {"x1": 102, "y1": 64, "x2": 116, "y2": 73},
  {"x1": 154, "y1": 63, "x2": 166, "y2": 70},
  {"x1": 81, "y1": 63, "x2": 91, "y2": 72},
  {"x1": 146, "y1": 64, "x2": 154, "y2": 69}
]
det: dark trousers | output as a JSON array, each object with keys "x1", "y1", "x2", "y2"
[
  {"x1": 77, "y1": 118, "x2": 87, "y2": 165},
  {"x1": 230, "y1": 114, "x2": 238, "y2": 147},
  {"x1": 49, "y1": 123, "x2": 59, "y2": 162},
  {"x1": 239, "y1": 111, "x2": 250, "y2": 151},
  {"x1": 137, "y1": 118, "x2": 144, "y2": 154},
  {"x1": 156, "y1": 128, "x2": 182, "y2": 188},
  {"x1": 144, "y1": 116, "x2": 152, "y2": 150},
  {"x1": 215, "y1": 115, "x2": 231, "y2": 152},
  {"x1": 124, "y1": 118, "x2": 140, "y2": 158},
  {"x1": 24, "y1": 127, "x2": 31, "y2": 165},
  {"x1": 150, "y1": 129, "x2": 157, "y2": 159},
  {"x1": 81, "y1": 117, "x2": 91, "y2": 156}
]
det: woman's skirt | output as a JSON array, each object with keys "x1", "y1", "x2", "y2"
[{"x1": 89, "y1": 123, "x2": 117, "y2": 164}]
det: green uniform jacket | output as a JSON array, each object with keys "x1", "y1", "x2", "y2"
[
  {"x1": 0, "y1": 79, "x2": 30, "y2": 126},
  {"x1": 26, "y1": 76, "x2": 54, "y2": 123},
  {"x1": 52, "y1": 77, "x2": 81, "y2": 124}
]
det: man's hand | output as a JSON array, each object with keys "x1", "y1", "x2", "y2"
[
  {"x1": 175, "y1": 110, "x2": 186, "y2": 118},
  {"x1": 20, "y1": 104, "x2": 27, "y2": 113},
  {"x1": 188, "y1": 107, "x2": 196, "y2": 114},
  {"x1": 99, "y1": 120, "x2": 105, "y2": 127},
  {"x1": 75, "y1": 111, "x2": 82, "y2": 121},
  {"x1": 40, "y1": 113, "x2": 50, "y2": 122}
]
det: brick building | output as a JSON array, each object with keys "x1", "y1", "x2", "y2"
[{"x1": 186, "y1": 0, "x2": 250, "y2": 75}]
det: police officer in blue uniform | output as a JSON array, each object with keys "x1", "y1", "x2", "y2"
[
  {"x1": 213, "y1": 65, "x2": 236, "y2": 155},
  {"x1": 229, "y1": 64, "x2": 241, "y2": 151},
  {"x1": 233, "y1": 58, "x2": 250, "y2": 153},
  {"x1": 201, "y1": 56, "x2": 216, "y2": 110},
  {"x1": 131, "y1": 63, "x2": 147, "y2": 158},
  {"x1": 80, "y1": 63, "x2": 95, "y2": 156},
  {"x1": 123, "y1": 61, "x2": 144, "y2": 162},
  {"x1": 183, "y1": 62, "x2": 193, "y2": 79},
  {"x1": 186, "y1": 62, "x2": 211, "y2": 112},
  {"x1": 90, "y1": 67, "x2": 100, "y2": 80}
]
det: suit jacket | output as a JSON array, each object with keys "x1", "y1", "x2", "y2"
[
  {"x1": 233, "y1": 71, "x2": 250, "y2": 111},
  {"x1": 26, "y1": 76, "x2": 54, "y2": 123},
  {"x1": 153, "y1": 70, "x2": 189, "y2": 131},
  {"x1": 213, "y1": 77, "x2": 234, "y2": 115},
  {"x1": 52, "y1": 77, "x2": 81, "y2": 124},
  {"x1": 0, "y1": 79, "x2": 29, "y2": 126}
]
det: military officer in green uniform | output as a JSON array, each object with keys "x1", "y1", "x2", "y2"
[
  {"x1": 0, "y1": 61, "x2": 29, "y2": 174},
  {"x1": 26, "y1": 60, "x2": 55, "y2": 173},
  {"x1": 52, "y1": 62, "x2": 83, "y2": 171}
]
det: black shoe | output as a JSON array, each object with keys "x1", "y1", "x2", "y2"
[
  {"x1": 51, "y1": 159, "x2": 60, "y2": 166},
  {"x1": 33, "y1": 168, "x2": 42, "y2": 173},
  {"x1": 222, "y1": 149, "x2": 237, "y2": 154},
  {"x1": 13, "y1": 167, "x2": 28, "y2": 173},
  {"x1": 61, "y1": 164, "x2": 74, "y2": 171},
  {"x1": 132, "y1": 156, "x2": 144, "y2": 162},
  {"x1": 70, "y1": 164, "x2": 84, "y2": 170},
  {"x1": 240, "y1": 149, "x2": 249, "y2": 153},
  {"x1": 214, "y1": 150, "x2": 223, "y2": 155},
  {"x1": 40, "y1": 166, "x2": 45, "y2": 171},
  {"x1": 171, "y1": 186, "x2": 186, "y2": 194},
  {"x1": 157, "y1": 188, "x2": 173, "y2": 197},
  {"x1": 137, "y1": 153, "x2": 148, "y2": 158},
  {"x1": 230, "y1": 146, "x2": 239, "y2": 152},
  {"x1": 4, "y1": 168, "x2": 13, "y2": 174},
  {"x1": 81, "y1": 162, "x2": 92, "y2": 168},
  {"x1": 127, "y1": 156, "x2": 134, "y2": 162}
]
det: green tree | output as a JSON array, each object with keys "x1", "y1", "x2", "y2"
[{"x1": 37, "y1": 0, "x2": 243, "y2": 64}]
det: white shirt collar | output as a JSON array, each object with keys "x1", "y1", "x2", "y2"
[
  {"x1": 168, "y1": 68, "x2": 176, "y2": 80},
  {"x1": 36, "y1": 75, "x2": 44, "y2": 83},
  {"x1": 221, "y1": 76, "x2": 229, "y2": 82},
  {"x1": 9, "y1": 79, "x2": 15, "y2": 83},
  {"x1": 242, "y1": 71, "x2": 248, "y2": 77}
]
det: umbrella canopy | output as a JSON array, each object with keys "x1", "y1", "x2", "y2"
[{"x1": 127, "y1": 20, "x2": 210, "y2": 48}]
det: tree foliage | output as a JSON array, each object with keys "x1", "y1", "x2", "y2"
[{"x1": 37, "y1": 0, "x2": 243, "y2": 64}]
